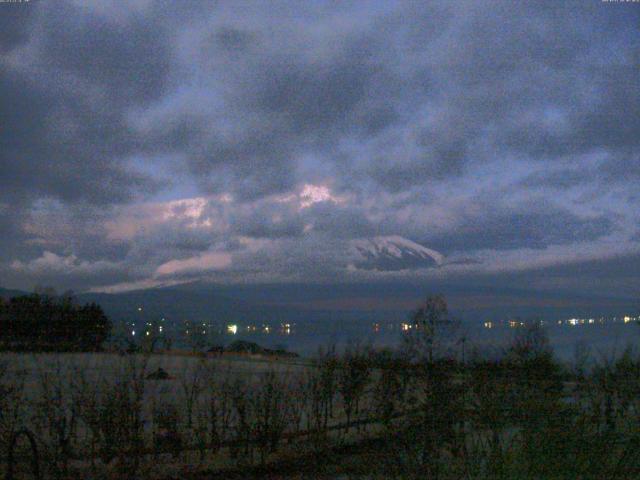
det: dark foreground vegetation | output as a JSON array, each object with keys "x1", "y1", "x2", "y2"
[
  {"x1": 0, "y1": 292, "x2": 111, "y2": 352},
  {"x1": 0, "y1": 295, "x2": 639, "y2": 479}
]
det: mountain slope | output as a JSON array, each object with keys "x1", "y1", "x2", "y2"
[
  {"x1": 77, "y1": 288, "x2": 295, "y2": 326},
  {"x1": 0, "y1": 287, "x2": 29, "y2": 299},
  {"x1": 352, "y1": 235, "x2": 444, "y2": 271}
]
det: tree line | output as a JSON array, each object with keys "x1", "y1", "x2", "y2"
[{"x1": 0, "y1": 292, "x2": 111, "y2": 352}]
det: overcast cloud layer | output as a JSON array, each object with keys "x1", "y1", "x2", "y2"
[{"x1": 1, "y1": 0, "x2": 639, "y2": 297}]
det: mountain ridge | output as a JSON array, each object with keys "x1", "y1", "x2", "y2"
[{"x1": 352, "y1": 235, "x2": 444, "y2": 271}]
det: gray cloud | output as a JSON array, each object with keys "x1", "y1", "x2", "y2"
[
  {"x1": 425, "y1": 207, "x2": 615, "y2": 254},
  {"x1": 40, "y1": 2, "x2": 171, "y2": 106},
  {"x1": 1, "y1": 2, "x2": 168, "y2": 207},
  {"x1": 521, "y1": 167, "x2": 598, "y2": 190},
  {"x1": 1, "y1": 0, "x2": 638, "y2": 294},
  {"x1": 304, "y1": 203, "x2": 376, "y2": 239},
  {"x1": 0, "y1": 1, "x2": 33, "y2": 53}
]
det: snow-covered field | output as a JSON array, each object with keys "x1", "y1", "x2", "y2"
[{"x1": 1, "y1": 352, "x2": 310, "y2": 422}]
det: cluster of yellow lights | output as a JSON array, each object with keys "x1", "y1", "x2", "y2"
[
  {"x1": 484, "y1": 315, "x2": 638, "y2": 329},
  {"x1": 223, "y1": 323, "x2": 289, "y2": 334}
]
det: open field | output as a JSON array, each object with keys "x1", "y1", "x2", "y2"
[
  {"x1": 2, "y1": 335, "x2": 640, "y2": 479},
  {"x1": 0, "y1": 350, "x2": 389, "y2": 479}
]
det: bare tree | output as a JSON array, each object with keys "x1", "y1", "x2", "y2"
[
  {"x1": 337, "y1": 345, "x2": 371, "y2": 434},
  {"x1": 250, "y1": 370, "x2": 290, "y2": 465},
  {"x1": 228, "y1": 377, "x2": 254, "y2": 464},
  {"x1": 71, "y1": 353, "x2": 149, "y2": 476},
  {"x1": 179, "y1": 358, "x2": 206, "y2": 430},
  {"x1": 204, "y1": 363, "x2": 234, "y2": 452},
  {"x1": 286, "y1": 370, "x2": 309, "y2": 438},
  {"x1": 33, "y1": 358, "x2": 77, "y2": 478},
  {"x1": 0, "y1": 359, "x2": 26, "y2": 470},
  {"x1": 316, "y1": 345, "x2": 338, "y2": 427},
  {"x1": 405, "y1": 294, "x2": 457, "y2": 362},
  {"x1": 152, "y1": 401, "x2": 182, "y2": 458},
  {"x1": 374, "y1": 358, "x2": 405, "y2": 427}
]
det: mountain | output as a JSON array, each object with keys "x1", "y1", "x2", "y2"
[
  {"x1": 2, "y1": 270, "x2": 637, "y2": 330},
  {"x1": 77, "y1": 288, "x2": 294, "y2": 326},
  {"x1": 0, "y1": 287, "x2": 29, "y2": 299},
  {"x1": 351, "y1": 235, "x2": 444, "y2": 271}
]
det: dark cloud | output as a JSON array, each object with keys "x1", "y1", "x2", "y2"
[
  {"x1": 487, "y1": 253, "x2": 640, "y2": 301},
  {"x1": 521, "y1": 168, "x2": 595, "y2": 190},
  {"x1": 213, "y1": 27, "x2": 255, "y2": 52},
  {"x1": 250, "y1": 45, "x2": 392, "y2": 139},
  {"x1": 105, "y1": 1, "x2": 640, "y2": 199},
  {"x1": 231, "y1": 207, "x2": 306, "y2": 239},
  {"x1": 599, "y1": 151, "x2": 640, "y2": 180},
  {"x1": 0, "y1": 2, "x2": 33, "y2": 53},
  {"x1": 1, "y1": 2, "x2": 168, "y2": 207},
  {"x1": 40, "y1": 2, "x2": 171, "y2": 105},
  {"x1": 304, "y1": 203, "x2": 376, "y2": 239},
  {"x1": 0, "y1": 2, "x2": 168, "y2": 273},
  {"x1": 425, "y1": 207, "x2": 615, "y2": 254},
  {"x1": 128, "y1": 230, "x2": 214, "y2": 265},
  {"x1": 0, "y1": 205, "x2": 31, "y2": 262},
  {"x1": 0, "y1": 1, "x2": 638, "y2": 295}
]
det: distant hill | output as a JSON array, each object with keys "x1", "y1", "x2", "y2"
[
  {"x1": 74, "y1": 286, "x2": 375, "y2": 328},
  {"x1": 173, "y1": 280, "x2": 640, "y2": 321},
  {"x1": 0, "y1": 284, "x2": 396, "y2": 332},
  {"x1": 2, "y1": 280, "x2": 637, "y2": 328},
  {"x1": 0, "y1": 287, "x2": 29, "y2": 299},
  {"x1": 77, "y1": 288, "x2": 287, "y2": 326},
  {"x1": 163, "y1": 281, "x2": 638, "y2": 322}
]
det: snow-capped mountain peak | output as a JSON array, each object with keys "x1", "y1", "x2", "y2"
[{"x1": 351, "y1": 235, "x2": 444, "y2": 271}]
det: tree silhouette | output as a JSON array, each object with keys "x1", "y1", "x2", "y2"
[
  {"x1": 405, "y1": 294, "x2": 455, "y2": 362},
  {"x1": 0, "y1": 293, "x2": 111, "y2": 352}
]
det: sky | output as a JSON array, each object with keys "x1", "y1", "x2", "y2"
[{"x1": 1, "y1": 0, "x2": 639, "y2": 302}]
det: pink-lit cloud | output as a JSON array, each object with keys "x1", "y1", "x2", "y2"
[{"x1": 155, "y1": 251, "x2": 232, "y2": 277}]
